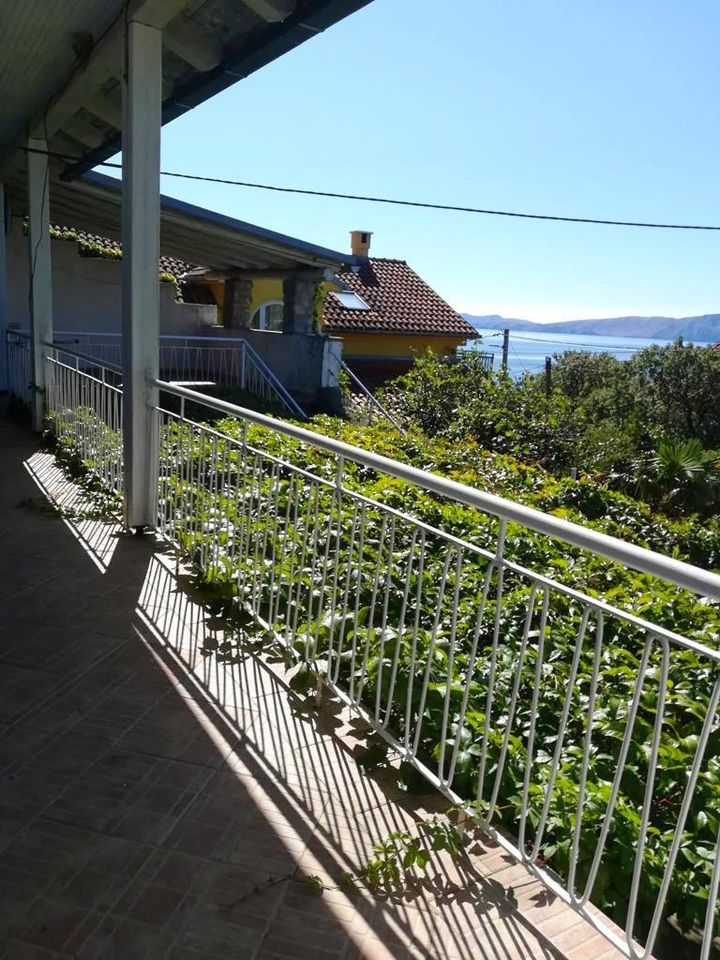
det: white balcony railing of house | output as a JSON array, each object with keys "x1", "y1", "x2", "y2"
[
  {"x1": 18, "y1": 342, "x2": 720, "y2": 960},
  {"x1": 6, "y1": 330, "x2": 306, "y2": 421}
]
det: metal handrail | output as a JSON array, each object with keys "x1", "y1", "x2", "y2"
[
  {"x1": 49, "y1": 330, "x2": 306, "y2": 420},
  {"x1": 153, "y1": 377, "x2": 720, "y2": 600},
  {"x1": 149, "y1": 375, "x2": 720, "y2": 959},
  {"x1": 340, "y1": 359, "x2": 406, "y2": 434},
  {"x1": 236, "y1": 338, "x2": 306, "y2": 419},
  {"x1": 44, "y1": 340, "x2": 123, "y2": 376}
]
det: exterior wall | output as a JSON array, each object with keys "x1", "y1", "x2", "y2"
[
  {"x1": 204, "y1": 326, "x2": 343, "y2": 410},
  {"x1": 249, "y1": 277, "x2": 282, "y2": 318},
  {"x1": 6, "y1": 221, "x2": 217, "y2": 336},
  {"x1": 341, "y1": 335, "x2": 469, "y2": 389},
  {"x1": 339, "y1": 332, "x2": 465, "y2": 358}
]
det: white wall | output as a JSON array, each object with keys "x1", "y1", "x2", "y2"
[{"x1": 6, "y1": 220, "x2": 217, "y2": 335}]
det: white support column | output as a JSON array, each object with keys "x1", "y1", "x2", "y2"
[
  {"x1": 27, "y1": 137, "x2": 53, "y2": 429},
  {"x1": 0, "y1": 184, "x2": 9, "y2": 393},
  {"x1": 121, "y1": 18, "x2": 162, "y2": 530}
]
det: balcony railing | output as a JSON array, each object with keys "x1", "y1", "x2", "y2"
[
  {"x1": 7, "y1": 330, "x2": 306, "y2": 420},
  {"x1": 23, "y1": 343, "x2": 720, "y2": 959}
]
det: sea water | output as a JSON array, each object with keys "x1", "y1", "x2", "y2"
[{"x1": 467, "y1": 329, "x2": 713, "y2": 377}]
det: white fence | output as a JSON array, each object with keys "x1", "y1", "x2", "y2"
[
  {"x1": 45, "y1": 353, "x2": 124, "y2": 495},
  {"x1": 32, "y1": 346, "x2": 720, "y2": 960},
  {"x1": 7, "y1": 330, "x2": 306, "y2": 420}
]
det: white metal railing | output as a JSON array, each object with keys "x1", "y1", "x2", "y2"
[
  {"x1": 150, "y1": 378, "x2": 720, "y2": 960},
  {"x1": 51, "y1": 331, "x2": 306, "y2": 419},
  {"x1": 45, "y1": 352, "x2": 123, "y2": 494},
  {"x1": 34, "y1": 346, "x2": 720, "y2": 959},
  {"x1": 340, "y1": 359, "x2": 406, "y2": 433},
  {"x1": 6, "y1": 329, "x2": 32, "y2": 407},
  {"x1": 5, "y1": 329, "x2": 304, "y2": 420}
]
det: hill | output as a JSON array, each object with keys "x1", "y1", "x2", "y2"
[{"x1": 462, "y1": 313, "x2": 720, "y2": 341}]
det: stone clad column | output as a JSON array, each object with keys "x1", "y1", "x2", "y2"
[
  {"x1": 282, "y1": 270, "x2": 324, "y2": 335},
  {"x1": 223, "y1": 277, "x2": 253, "y2": 328}
]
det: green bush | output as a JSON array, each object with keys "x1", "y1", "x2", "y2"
[
  {"x1": 380, "y1": 353, "x2": 585, "y2": 471},
  {"x1": 382, "y1": 343, "x2": 720, "y2": 518}
]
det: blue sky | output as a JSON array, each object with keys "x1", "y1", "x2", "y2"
[{"x1": 107, "y1": 0, "x2": 720, "y2": 321}]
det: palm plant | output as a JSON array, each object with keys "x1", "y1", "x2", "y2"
[{"x1": 636, "y1": 438, "x2": 720, "y2": 516}]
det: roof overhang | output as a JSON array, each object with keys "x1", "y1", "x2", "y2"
[
  {"x1": 5, "y1": 170, "x2": 355, "y2": 274},
  {"x1": 0, "y1": 0, "x2": 373, "y2": 182}
]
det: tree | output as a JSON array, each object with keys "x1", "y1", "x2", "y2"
[
  {"x1": 381, "y1": 351, "x2": 583, "y2": 471},
  {"x1": 550, "y1": 350, "x2": 626, "y2": 400},
  {"x1": 627, "y1": 340, "x2": 720, "y2": 447}
]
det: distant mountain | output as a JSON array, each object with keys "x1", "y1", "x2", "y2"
[{"x1": 463, "y1": 313, "x2": 720, "y2": 342}]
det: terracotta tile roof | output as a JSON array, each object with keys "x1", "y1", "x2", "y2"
[
  {"x1": 51, "y1": 225, "x2": 196, "y2": 280},
  {"x1": 323, "y1": 258, "x2": 478, "y2": 339}
]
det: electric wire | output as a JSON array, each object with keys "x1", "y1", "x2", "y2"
[{"x1": 4, "y1": 142, "x2": 720, "y2": 233}]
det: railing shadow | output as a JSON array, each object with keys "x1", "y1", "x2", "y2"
[
  {"x1": 134, "y1": 550, "x2": 566, "y2": 960},
  {"x1": 23, "y1": 448, "x2": 122, "y2": 572}
]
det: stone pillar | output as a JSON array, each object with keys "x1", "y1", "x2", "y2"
[
  {"x1": 223, "y1": 277, "x2": 253, "y2": 328},
  {"x1": 282, "y1": 271, "x2": 324, "y2": 335}
]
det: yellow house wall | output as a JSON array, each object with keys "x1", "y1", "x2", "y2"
[
  {"x1": 339, "y1": 333, "x2": 465, "y2": 358},
  {"x1": 210, "y1": 277, "x2": 283, "y2": 325},
  {"x1": 207, "y1": 279, "x2": 225, "y2": 323},
  {"x1": 250, "y1": 277, "x2": 284, "y2": 315}
]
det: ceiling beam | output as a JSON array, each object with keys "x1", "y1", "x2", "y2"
[
  {"x1": 42, "y1": 0, "x2": 188, "y2": 142},
  {"x1": 240, "y1": 0, "x2": 295, "y2": 23},
  {"x1": 61, "y1": 116, "x2": 107, "y2": 150},
  {"x1": 163, "y1": 21, "x2": 222, "y2": 71},
  {"x1": 84, "y1": 92, "x2": 123, "y2": 129}
]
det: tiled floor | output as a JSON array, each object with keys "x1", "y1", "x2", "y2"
[{"x1": 0, "y1": 416, "x2": 626, "y2": 960}]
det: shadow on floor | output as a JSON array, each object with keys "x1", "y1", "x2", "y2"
[{"x1": 0, "y1": 416, "x2": 568, "y2": 960}]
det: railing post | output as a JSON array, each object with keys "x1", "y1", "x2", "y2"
[
  {"x1": 121, "y1": 17, "x2": 161, "y2": 530},
  {"x1": 27, "y1": 134, "x2": 53, "y2": 431}
]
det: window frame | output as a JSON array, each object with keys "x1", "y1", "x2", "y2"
[{"x1": 251, "y1": 299, "x2": 284, "y2": 332}]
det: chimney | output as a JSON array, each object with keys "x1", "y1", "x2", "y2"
[{"x1": 350, "y1": 230, "x2": 372, "y2": 257}]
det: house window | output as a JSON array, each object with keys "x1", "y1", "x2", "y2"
[{"x1": 251, "y1": 300, "x2": 284, "y2": 331}]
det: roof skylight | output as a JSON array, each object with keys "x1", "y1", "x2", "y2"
[{"x1": 332, "y1": 291, "x2": 370, "y2": 310}]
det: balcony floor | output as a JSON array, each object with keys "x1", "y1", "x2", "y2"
[{"x1": 0, "y1": 415, "x2": 623, "y2": 960}]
